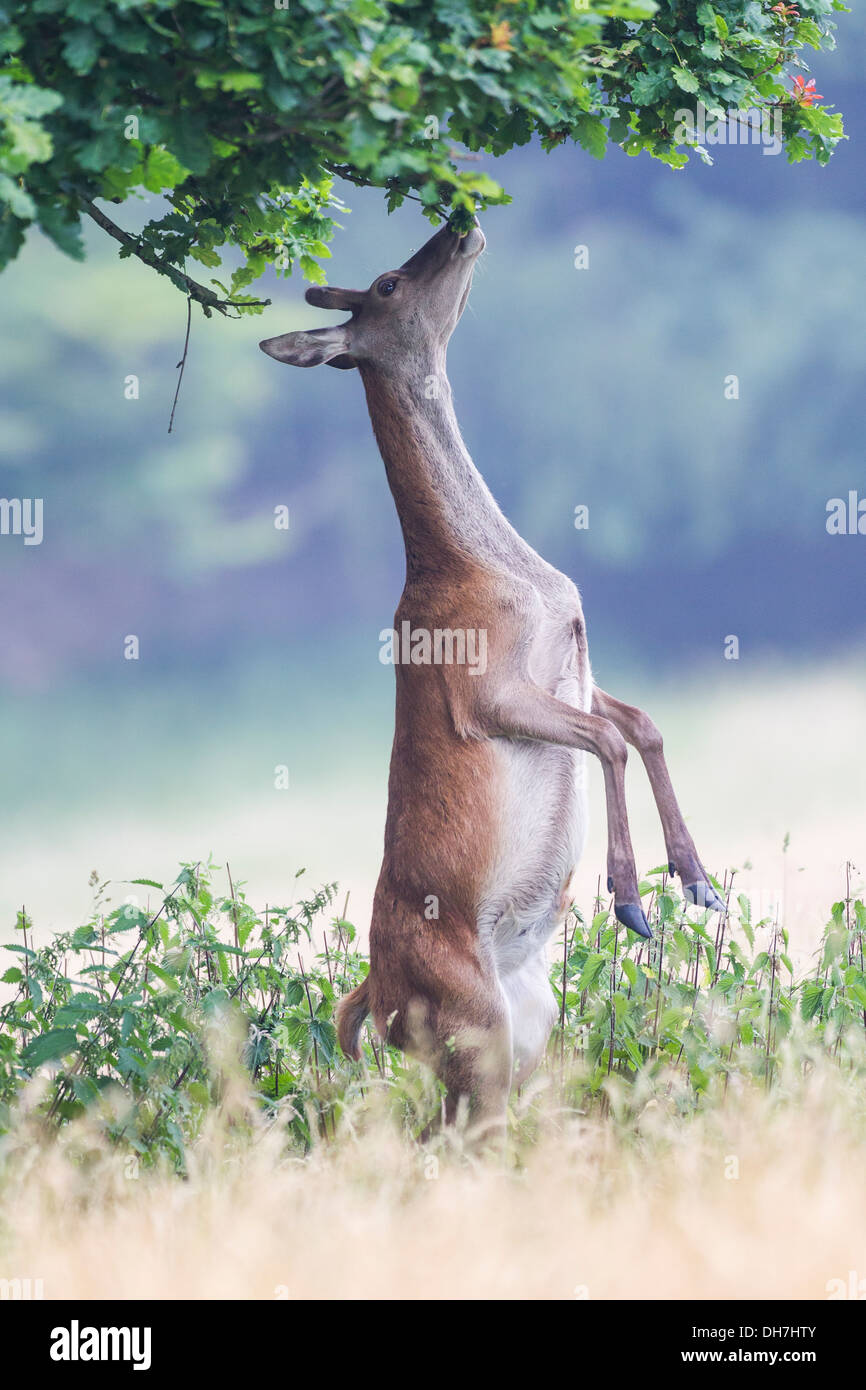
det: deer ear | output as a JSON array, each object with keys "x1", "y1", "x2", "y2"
[
  {"x1": 305, "y1": 285, "x2": 364, "y2": 312},
  {"x1": 259, "y1": 325, "x2": 353, "y2": 369}
]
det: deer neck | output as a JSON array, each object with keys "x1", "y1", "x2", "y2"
[{"x1": 358, "y1": 357, "x2": 505, "y2": 574}]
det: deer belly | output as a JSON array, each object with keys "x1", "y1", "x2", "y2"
[{"x1": 481, "y1": 737, "x2": 588, "y2": 975}]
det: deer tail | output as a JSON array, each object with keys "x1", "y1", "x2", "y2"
[{"x1": 337, "y1": 975, "x2": 371, "y2": 1061}]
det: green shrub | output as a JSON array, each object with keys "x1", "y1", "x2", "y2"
[{"x1": 1, "y1": 858, "x2": 864, "y2": 1169}]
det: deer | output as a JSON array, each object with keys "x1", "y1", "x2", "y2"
[{"x1": 259, "y1": 219, "x2": 725, "y2": 1142}]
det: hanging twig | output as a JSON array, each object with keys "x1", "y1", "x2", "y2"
[{"x1": 168, "y1": 295, "x2": 192, "y2": 434}]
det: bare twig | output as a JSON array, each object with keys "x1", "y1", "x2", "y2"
[
  {"x1": 168, "y1": 295, "x2": 192, "y2": 434},
  {"x1": 79, "y1": 199, "x2": 270, "y2": 317}
]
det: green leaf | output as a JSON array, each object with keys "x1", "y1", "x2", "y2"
[
  {"x1": 800, "y1": 981, "x2": 824, "y2": 1021},
  {"x1": 61, "y1": 26, "x2": 99, "y2": 74},
  {"x1": 577, "y1": 953, "x2": 608, "y2": 992},
  {"x1": 20, "y1": 1028, "x2": 78, "y2": 1067},
  {"x1": 72, "y1": 1076, "x2": 100, "y2": 1104},
  {"x1": 143, "y1": 961, "x2": 180, "y2": 990},
  {"x1": 219, "y1": 72, "x2": 263, "y2": 93},
  {"x1": 848, "y1": 981, "x2": 866, "y2": 1010},
  {"x1": 671, "y1": 67, "x2": 700, "y2": 95},
  {"x1": 574, "y1": 115, "x2": 608, "y2": 160},
  {"x1": 629, "y1": 70, "x2": 670, "y2": 105},
  {"x1": 117, "y1": 1045, "x2": 147, "y2": 1077},
  {"x1": 0, "y1": 172, "x2": 35, "y2": 219},
  {"x1": 0, "y1": 79, "x2": 61, "y2": 119},
  {"x1": 142, "y1": 147, "x2": 190, "y2": 193}
]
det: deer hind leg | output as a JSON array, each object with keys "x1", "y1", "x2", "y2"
[
  {"x1": 434, "y1": 993, "x2": 513, "y2": 1145},
  {"x1": 480, "y1": 682, "x2": 652, "y2": 939},
  {"x1": 370, "y1": 935, "x2": 513, "y2": 1146},
  {"x1": 591, "y1": 686, "x2": 726, "y2": 913}
]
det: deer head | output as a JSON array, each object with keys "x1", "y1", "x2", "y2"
[{"x1": 259, "y1": 220, "x2": 485, "y2": 375}]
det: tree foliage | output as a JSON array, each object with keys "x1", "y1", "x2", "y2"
[{"x1": 0, "y1": 0, "x2": 847, "y2": 313}]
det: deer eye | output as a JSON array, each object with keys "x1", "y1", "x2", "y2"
[{"x1": 377, "y1": 278, "x2": 397, "y2": 297}]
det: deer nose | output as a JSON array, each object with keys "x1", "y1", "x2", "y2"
[{"x1": 458, "y1": 223, "x2": 485, "y2": 257}]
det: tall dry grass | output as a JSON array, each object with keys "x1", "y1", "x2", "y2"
[{"x1": 2, "y1": 1055, "x2": 864, "y2": 1301}]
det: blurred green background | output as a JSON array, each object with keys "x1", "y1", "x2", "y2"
[{"x1": 1, "y1": 14, "x2": 864, "y2": 947}]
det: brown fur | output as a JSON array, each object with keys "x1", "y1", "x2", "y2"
[{"x1": 336, "y1": 977, "x2": 371, "y2": 1062}]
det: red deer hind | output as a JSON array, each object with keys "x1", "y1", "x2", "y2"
[{"x1": 260, "y1": 220, "x2": 724, "y2": 1141}]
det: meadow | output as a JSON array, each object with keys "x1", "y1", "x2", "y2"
[{"x1": 2, "y1": 854, "x2": 865, "y2": 1301}]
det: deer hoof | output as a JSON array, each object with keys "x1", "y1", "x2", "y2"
[
  {"x1": 614, "y1": 902, "x2": 653, "y2": 940},
  {"x1": 684, "y1": 881, "x2": 727, "y2": 913}
]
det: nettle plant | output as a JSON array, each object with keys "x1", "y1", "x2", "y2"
[
  {"x1": 0, "y1": 863, "x2": 368, "y2": 1160},
  {"x1": 0, "y1": 859, "x2": 864, "y2": 1168},
  {"x1": 0, "y1": 0, "x2": 847, "y2": 316},
  {"x1": 552, "y1": 867, "x2": 866, "y2": 1103}
]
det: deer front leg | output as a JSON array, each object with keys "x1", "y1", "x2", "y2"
[
  {"x1": 591, "y1": 687, "x2": 726, "y2": 913},
  {"x1": 480, "y1": 683, "x2": 652, "y2": 939}
]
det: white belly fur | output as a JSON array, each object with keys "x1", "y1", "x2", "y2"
[{"x1": 479, "y1": 657, "x2": 591, "y2": 1074}]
